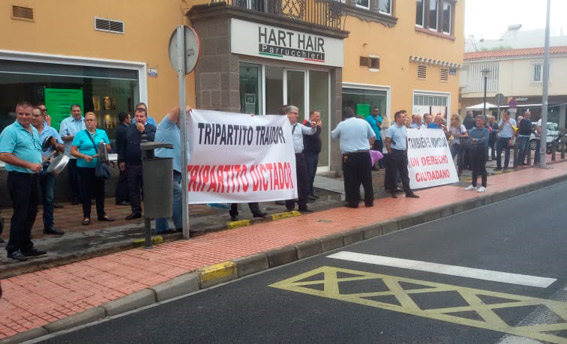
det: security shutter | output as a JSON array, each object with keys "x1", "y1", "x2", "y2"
[{"x1": 417, "y1": 65, "x2": 427, "y2": 79}]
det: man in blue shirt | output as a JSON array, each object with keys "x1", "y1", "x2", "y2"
[
  {"x1": 154, "y1": 106, "x2": 190, "y2": 233},
  {"x1": 31, "y1": 106, "x2": 65, "y2": 236},
  {"x1": 365, "y1": 106, "x2": 383, "y2": 169},
  {"x1": 385, "y1": 110, "x2": 419, "y2": 199},
  {"x1": 59, "y1": 104, "x2": 85, "y2": 204},
  {"x1": 332, "y1": 107, "x2": 375, "y2": 208},
  {"x1": 0, "y1": 101, "x2": 46, "y2": 261}
]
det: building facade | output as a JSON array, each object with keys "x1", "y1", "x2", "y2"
[
  {"x1": 460, "y1": 47, "x2": 567, "y2": 128},
  {"x1": 1, "y1": 0, "x2": 464, "y2": 173}
]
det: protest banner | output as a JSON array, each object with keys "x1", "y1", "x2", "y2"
[
  {"x1": 186, "y1": 110, "x2": 297, "y2": 204},
  {"x1": 407, "y1": 128, "x2": 458, "y2": 189}
]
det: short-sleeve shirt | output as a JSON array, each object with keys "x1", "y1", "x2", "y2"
[
  {"x1": 386, "y1": 123, "x2": 408, "y2": 150},
  {"x1": 498, "y1": 118, "x2": 517, "y2": 138},
  {"x1": 449, "y1": 124, "x2": 467, "y2": 145},
  {"x1": 38, "y1": 122, "x2": 64, "y2": 158},
  {"x1": 365, "y1": 115, "x2": 382, "y2": 141},
  {"x1": 331, "y1": 117, "x2": 375, "y2": 154},
  {"x1": 155, "y1": 115, "x2": 188, "y2": 173},
  {"x1": 0, "y1": 120, "x2": 42, "y2": 173},
  {"x1": 59, "y1": 116, "x2": 86, "y2": 158},
  {"x1": 72, "y1": 129, "x2": 110, "y2": 168}
]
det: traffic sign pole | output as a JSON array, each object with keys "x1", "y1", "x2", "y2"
[{"x1": 176, "y1": 25, "x2": 190, "y2": 239}]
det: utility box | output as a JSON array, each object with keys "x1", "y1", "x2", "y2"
[{"x1": 141, "y1": 142, "x2": 174, "y2": 219}]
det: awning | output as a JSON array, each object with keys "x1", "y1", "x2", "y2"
[{"x1": 466, "y1": 102, "x2": 500, "y2": 110}]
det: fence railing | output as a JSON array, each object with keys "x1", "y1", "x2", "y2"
[{"x1": 219, "y1": 0, "x2": 342, "y2": 30}]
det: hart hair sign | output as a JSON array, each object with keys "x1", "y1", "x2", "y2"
[
  {"x1": 186, "y1": 110, "x2": 298, "y2": 204},
  {"x1": 230, "y1": 19, "x2": 344, "y2": 67}
]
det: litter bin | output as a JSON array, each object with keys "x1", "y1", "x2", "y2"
[{"x1": 140, "y1": 141, "x2": 173, "y2": 248}]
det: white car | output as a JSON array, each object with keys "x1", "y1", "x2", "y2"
[{"x1": 530, "y1": 122, "x2": 559, "y2": 150}]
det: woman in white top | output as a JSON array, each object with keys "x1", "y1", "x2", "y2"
[{"x1": 449, "y1": 114, "x2": 468, "y2": 177}]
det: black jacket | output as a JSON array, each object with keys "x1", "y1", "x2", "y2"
[
  {"x1": 302, "y1": 120, "x2": 322, "y2": 153},
  {"x1": 115, "y1": 123, "x2": 129, "y2": 162},
  {"x1": 119, "y1": 123, "x2": 156, "y2": 164}
]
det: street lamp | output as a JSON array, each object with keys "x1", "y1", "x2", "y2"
[{"x1": 481, "y1": 68, "x2": 491, "y2": 118}]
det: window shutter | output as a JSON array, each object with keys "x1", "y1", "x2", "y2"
[
  {"x1": 418, "y1": 65, "x2": 427, "y2": 79},
  {"x1": 12, "y1": 6, "x2": 34, "y2": 21}
]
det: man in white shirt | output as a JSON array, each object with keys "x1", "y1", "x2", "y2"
[
  {"x1": 59, "y1": 104, "x2": 85, "y2": 204},
  {"x1": 281, "y1": 105, "x2": 316, "y2": 213},
  {"x1": 331, "y1": 107, "x2": 375, "y2": 208}
]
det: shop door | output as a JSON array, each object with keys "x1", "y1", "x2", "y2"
[{"x1": 284, "y1": 70, "x2": 306, "y2": 118}]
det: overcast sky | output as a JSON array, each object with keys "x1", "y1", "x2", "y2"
[{"x1": 465, "y1": 0, "x2": 567, "y2": 40}]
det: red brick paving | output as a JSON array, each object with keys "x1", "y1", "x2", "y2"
[{"x1": 0, "y1": 162, "x2": 565, "y2": 339}]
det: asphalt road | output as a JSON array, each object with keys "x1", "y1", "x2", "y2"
[{"x1": 41, "y1": 182, "x2": 567, "y2": 344}]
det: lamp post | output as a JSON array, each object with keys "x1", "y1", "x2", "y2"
[{"x1": 481, "y1": 68, "x2": 491, "y2": 118}]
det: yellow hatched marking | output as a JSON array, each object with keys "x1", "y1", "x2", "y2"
[{"x1": 269, "y1": 266, "x2": 567, "y2": 344}]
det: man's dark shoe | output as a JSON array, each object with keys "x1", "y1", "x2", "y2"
[
  {"x1": 116, "y1": 201, "x2": 131, "y2": 206},
  {"x1": 43, "y1": 228, "x2": 64, "y2": 235},
  {"x1": 98, "y1": 216, "x2": 115, "y2": 222},
  {"x1": 494, "y1": 167, "x2": 502, "y2": 171},
  {"x1": 126, "y1": 213, "x2": 142, "y2": 220},
  {"x1": 310, "y1": 193, "x2": 319, "y2": 199},
  {"x1": 253, "y1": 212, "x2": 267, "y2": 218},
  {"x1": 230, "y1": 215, "x2": 238, "y2": 221},
  {"x1": 391, "y1": 192, "x2": 398, "y2": 198},
  {"x1": 365, "y1": 203, "x2": 374, "y2": 207},
  {"x1": 344, "y1": 204, "x2": 358, "y2": 209},
  {"x1": 0, "y1": 238, "x2": 4, "y2": 244},
  {"x1": 406, "y1": 193, "x2": 420, "y2": 198},
  {"x1": 53, "y1": 203, "x2": 64, "y2": 209},
  {"x1": 308, "y1": 194, "x2": 317, "y2": 201},
  {"x1": 157, "y1": 229, "x2": 176, "y2": 235},
  {"x1": 298, "y1": 208, "x2": 313, "y2": 213},
  {"x1": 8, "y1": 251, "x2": 27, "y2": 262},
  {"x1": 21, "y1": 248, "x2": 47, "y2": 257}
]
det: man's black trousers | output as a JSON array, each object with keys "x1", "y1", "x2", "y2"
[
  {"x1": 390, "y1": 149, "x2": 412, "y2": 194},
  {"x1": 342, "y1": 151, "x2": 373, "y2": 207},
  {"x1": 286, "y1": 153, "x2": 309, "y2": 211},
  {"x1": 6, "y1": 172, "x2": 38, "y2": 254}
]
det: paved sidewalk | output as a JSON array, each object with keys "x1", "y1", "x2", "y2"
[{"x1": 0, "y1": 161, "x2": 565, "y2": 342}]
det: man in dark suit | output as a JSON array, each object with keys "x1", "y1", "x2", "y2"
[
  {"x1": 114, "y1": 112, "x2": 131, "y2": 206},
  {"x1": 119, "y1": 108, "x2": 156, "y2": 220}
]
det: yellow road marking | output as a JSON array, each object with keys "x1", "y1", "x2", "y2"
[
  {"x1": 270, "y1": 266, "x2": 567, "y2": 343},
  {"x1": 228, "y1": 219, "x2": 250, "y2": 229}
]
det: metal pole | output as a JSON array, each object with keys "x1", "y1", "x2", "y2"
[
  {"x1": 177, "y1": 25, "x2": 190, "y2": 239},
  {"x1": 483, "y1": 76, "x2": 487, "y2": 118},
  {"x1": 539, "y1": 0, "x2": 551, "y2": 168}
]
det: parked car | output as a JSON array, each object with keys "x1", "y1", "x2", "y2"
[{"x1": 530, "y1": 122, "x2": 559, "y2": 150}]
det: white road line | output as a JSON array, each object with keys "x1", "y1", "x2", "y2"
[{"x1": 326, "y1": 251, "x2": 556, "y2": 288}]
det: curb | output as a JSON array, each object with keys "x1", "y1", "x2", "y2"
[{"x1": 4, "y1": 173, "x2": 566, "y2": 343}]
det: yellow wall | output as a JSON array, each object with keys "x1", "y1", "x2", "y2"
[
  {"x1": 342, "y1": 0, "x2": 465, "y2": 120},
  {"x1": 1, "y1": 0, "x2": 196, "y2": 120}
]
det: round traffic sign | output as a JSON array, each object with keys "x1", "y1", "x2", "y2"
[
  {"x1": 168, "y1": 26, "x2": 201, "y2": 75},
  {"x1": 494, "y1": 93, "x2": 505, "y2": 106}
]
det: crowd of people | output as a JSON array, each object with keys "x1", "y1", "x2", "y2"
[{"x1": 0, "y1": 100, "x2": 546, "y2": 261}]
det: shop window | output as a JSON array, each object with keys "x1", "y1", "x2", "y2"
[
  {"x1": 342, "y1": 87, "x2": 387, "y2": 121},
  {"x1": 416, "y1": 0, "x2": 454, "y2": 36},
  {"x1": 0, "y1": 60, "x2": 139, "y2": 142},
  {"x1": 413, "y1": 92, "x2": 449, "y2": 119},
  {"x1": 417, "y1": 65, "x2": 427, "y2": 79}
]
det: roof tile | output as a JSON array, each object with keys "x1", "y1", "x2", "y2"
[{"x1": 464, "y1": 46, "x2": 567, "y2": 60}]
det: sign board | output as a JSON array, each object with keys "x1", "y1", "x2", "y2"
[
  {"x1": 230, "y1": 18, "x2": 344, "y2": 67},
  {"x1": 494, "y1": 93, "x2": 505, "y2": 106},
  {"x1": 168, "y1": 26, "x2": 201, "y2": 75},
  {"x1": 508, "y1": 97, "x2": 517, "y2": 108},
  {"x1": 44, "y1": 88, "x2": 84, "y2": 131},
  {"x1": 356, "y1": 104, "x2": 370, "y2": 117},
  {"x1": 407, "y1": 128, "x2": 459, "y2": 189},
  {"x1": 186, "y1": 110, "x2": 297, "y2": 204}
]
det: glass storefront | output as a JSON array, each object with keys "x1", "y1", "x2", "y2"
[
  {"x1": 239, "y1": 62, "x2": 331, "y2": 169},
  {"x1": 0, "y1": 59, "x2": 139, "y2": 142},
  {"x1": 342, "y1": 86, "x2": 388, "y2": 120}
]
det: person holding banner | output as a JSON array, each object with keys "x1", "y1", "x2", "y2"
[
  {"x1": 282, "y1": 105, "x2": 316, "y2": 213},
  {"x1": 465, "y1": 116, "x2": 490, "y2": 193},
  {"x1": 331, "y1": 107, "x2": 375, "y2": 208},
  {"x1": 385, "y1": 110, "x2": 419, "y2": 199}
]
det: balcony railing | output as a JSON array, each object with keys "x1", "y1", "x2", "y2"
[{"x1": 218, "y1": 0, "x2": 342, "y2": 30}]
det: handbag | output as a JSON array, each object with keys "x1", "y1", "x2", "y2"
[{"x1": 85, "y1": 130, "x2": 112, "y2": 180}]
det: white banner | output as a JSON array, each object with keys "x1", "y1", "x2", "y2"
[
  {"x1": 186, "y1": 110, "x2": 297, "y2": 204},
  {"x1": 407, "y1": 129, "x2": 459, "y2": 189}
]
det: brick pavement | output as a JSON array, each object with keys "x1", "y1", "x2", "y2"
[{"x1": 0, "y1": 161, "x2": 566, "y2": 339}]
